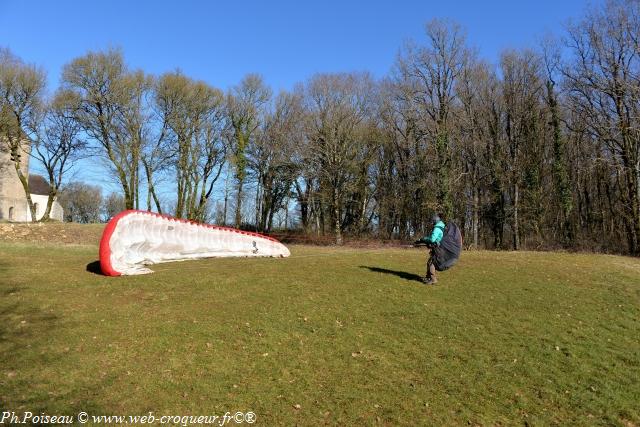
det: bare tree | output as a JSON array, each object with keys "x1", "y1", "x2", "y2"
[
  {"x1": 397, "y1": 19, "x2": 469, "y2": 219},
  {"x1": 58, "y1": 181, "x2": 103, "y2": 223},
  {"x1": 563, "y1": 0, "x2": 640, "y2": 254},
  {"x1": 62, "y1": 48, "x2": 151, "y2": 210},
  {"x1": 457, "y1": 60, "x2": 495, "y2": 248},
  {"x1": 541, "y1": 36, "x2": 574, "y2": 245},
  {"x1": 500, "y1": 49, "x2": 544, "y2": 250},
  {"x1": 103, "y1": 191, "x2": 125, "y2": 219},
  {"x1": 30, "y1": 89, "x2": 86, "y2": 221},
  {"x1": 0, "y1": 48, "x2": 46, "y2": 222},
  {"x1": 226, "y1": 74, "x2": 271, "y2": 227},
  {"x1": 303, "y1": 72, "x2": 374, "y2": 244},
  {"x1": 155, "y1": 72, "x2": 227, "y2": 221},
  {"x1": 249, "y1": 90, "x2": 303, "y2": 231},
  {"x1": 377, "y1": 74, "x2": 432, "y2": 238},
  {"x1": 3, "y1": 2, "x2": 639, "y2": 255}
]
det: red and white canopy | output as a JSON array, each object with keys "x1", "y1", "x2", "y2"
[{"x1": 99, "y1": 210, "x2": 290, "y2": 276}]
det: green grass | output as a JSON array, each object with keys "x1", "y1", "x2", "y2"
[{"x1": 1, "y1": 241, "x2": 639, "y2": 425}]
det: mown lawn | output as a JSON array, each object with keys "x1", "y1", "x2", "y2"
[{"x1": 1, "y1": 239, "x2": 639, "y2": 425}]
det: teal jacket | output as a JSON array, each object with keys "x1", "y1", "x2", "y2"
[{"x1": 420, "y1": 220, "x2": 446, "y2": 245}]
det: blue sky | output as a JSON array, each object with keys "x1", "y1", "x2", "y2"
[
  {"x1": 1, "y1": 0, "x2": 599, "y2": 92},
  {"x1": 0, "y1": 0, "x2": 600, "y2": 205}
]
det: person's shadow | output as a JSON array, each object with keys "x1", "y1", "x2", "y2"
[{"x1": 359, "y1": 266, "x2": 423, "y2": 283}]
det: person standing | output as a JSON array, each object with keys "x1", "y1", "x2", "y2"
[{"x1": 415, "y1": 214, "x2": 446, "y2": 285}]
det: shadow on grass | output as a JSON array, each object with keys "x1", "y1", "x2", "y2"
[
  {"x1": 359, "y1": 266, "x2": 424, "y2": 283},
  {"x1": 86, "y1": 260, "x2": 103, "y2": 275},
  {"x1": 0, "y1": 267, "x2": 108, "y2": 415}
]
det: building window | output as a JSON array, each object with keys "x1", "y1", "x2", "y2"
[{"x1": 8, "y1": 206, "x2": 14, "y2": 220}]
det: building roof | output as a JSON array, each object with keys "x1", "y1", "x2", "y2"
[{"x1": 28, "y1": 174, "x2": 50, "y2": 196}]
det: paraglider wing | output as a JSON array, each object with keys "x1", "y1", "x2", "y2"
[
  {"x1": 434, "y1": 222, "x2": 462, "y2": 271},
  {"x1": 99, "y1": 210, "x2": 290, "y2": 276}
]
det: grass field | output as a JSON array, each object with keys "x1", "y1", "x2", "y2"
[{"x1": 1, "y1": 230, "x2": 639, "y2": 425}]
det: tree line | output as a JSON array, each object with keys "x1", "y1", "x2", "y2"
[
  {"x1": 55, "y1": 183, "x2": 124, "y2": 223},
  {"x1": 1, "y1": 0, "x2": 638, "y2": 254}
]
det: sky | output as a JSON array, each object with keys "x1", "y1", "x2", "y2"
[
  {"x1": 0, "y1": 0, "x2": 601, "y2": 203},
  {"x1": 1, "y1": 0, "x2": 601, "y2": 92}
]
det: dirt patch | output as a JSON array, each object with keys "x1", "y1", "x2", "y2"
[{"x1": 0, "y1": 222, "x2": 104, "y2": 246}]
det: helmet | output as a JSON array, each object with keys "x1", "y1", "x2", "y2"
[{"x1": 431, "y1": 214, "x2": 441, "y2": 224}]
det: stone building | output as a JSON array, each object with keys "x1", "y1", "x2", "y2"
[{"x1": 0, "y1": 143, "x2": 64, "y2": 221}]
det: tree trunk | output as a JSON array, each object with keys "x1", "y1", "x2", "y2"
[
  {"x1": 235, "y1": 179, "x2": 244, "y2": 227},
  {"x1": 334, "y1": 186, "x2": 343, "y2": 245},
  {"x1": 625, "y1": 167, "x2": 639, "y2": 255},
  {"x1": 513, "y1": 182, "x2": 520, "y2": 250},
  {"x1": 318, "y1": 196, "x2": 325, "y2": 236},
  {"x1": 472, "y1": 187, "x2": 479, "y2": 248},
  {"x1": 255, "y1": 179, "x2": 261, "y2": 229},
  {"x1": 295, "y1": 181, "x2": 310, "y2": 231},
  {"x1": 143, "y1": 160, "x2": 162, "y2": 214},
  {"x1": 176, "y1": 175, "x2": 184, "y2": 218},
  {"x1": 14, "y1": 163, "x2": 37, "y2": 222},
  {"x1": 284, "y1": 197, "x2": 289, "y2": 230},
  {"x1": 41, "y1": 187, "x2": 58, "y2": 222},
  {"x1": 133, "y1": 163, "x2": 139, "y2": 210},
  {"x1": 40, "y1": 169, "x2": 57, "y2": 222},
  {"x1": 636, "y1": 161, "x2": 640, "y2": 255},
  {"x1": 219, "y1": 189, "x2": 226, "y2": 226},
  {"x1": 436, "y1": 132, "x2": 452, "y2": 218},
  {"x1": 120, "y1": 171, "x2": 134, "y2": 211},
  {"x1": 547, "y1": 80, "x2": 573, "y2": 245}
]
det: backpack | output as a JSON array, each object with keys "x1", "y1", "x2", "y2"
[{"x1": 433, "y1": 222, "x2": 463, "y2": 271}]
